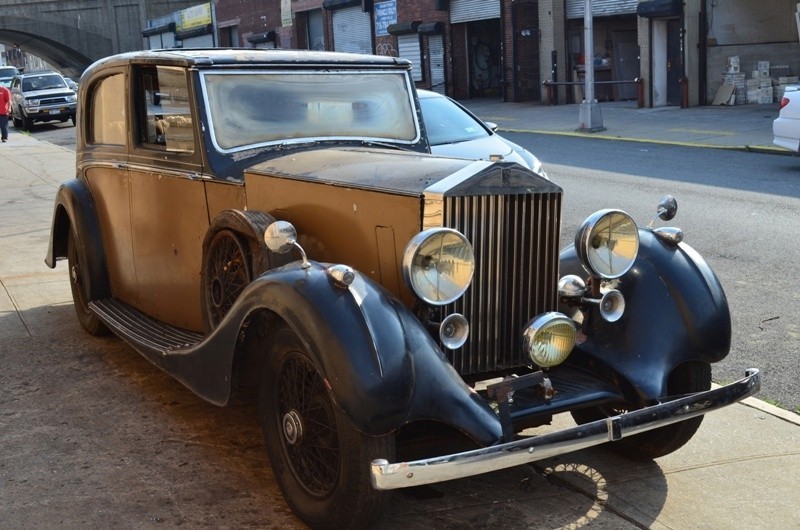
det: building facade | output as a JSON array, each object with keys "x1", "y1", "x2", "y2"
[{"x1": 142, "y1": 0, "x2": 800, "y2": 108}]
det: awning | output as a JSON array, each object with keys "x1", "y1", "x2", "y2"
[
  {"x1": 387, "y1": 22, "x2": 420, "y2": 35},
  {"x1": 142, "y1": 22, "x2": 175, "y2": 37},
  {"x1": 246, "y1": 30, "x2": 276, "y2": 44},
  {"x1": 323, "y1": 0, "x2": 372, "y2": 12},
  {"x1": 637, "y1": 0, "x2": 683, "y2": 18},
  {"x1": 418, "y1": 22, "x2": 444, "y2": 36}
]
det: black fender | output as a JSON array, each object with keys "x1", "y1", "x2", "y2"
[
  {"x1": 45, "y1": 178, "x2": 110, "y2": 301},
  {"x1": 558, "y1": 228, "x2": 730, "y2": 403},
  {"x1": 191, "y1": 260, "x2": 502, "y2": 445}
]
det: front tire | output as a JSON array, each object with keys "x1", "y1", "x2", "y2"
[
  {"x1": 259, "y1": 326, "x2": 393, "y2": 529},
  {"x1": 22, "y1": 115, "x2": 33, "y2": 131},
  {"x1": 67, "y1": 229, "x2": 108, "y2": 336},
  {"x1": 571, "y1": 361, "x2": 711, "y2": 460}
]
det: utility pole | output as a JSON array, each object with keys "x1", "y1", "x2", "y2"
[{"x1": 578, "y1": 0, "x2": 605, "y2": 132}]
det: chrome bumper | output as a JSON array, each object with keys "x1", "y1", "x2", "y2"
[{"x1": 370, "y1": 368, "x2": 760, "y2": 490}]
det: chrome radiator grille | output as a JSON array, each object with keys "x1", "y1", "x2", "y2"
[{"x1": 442, "y1": 191, "x2": 562, "y2": 375}]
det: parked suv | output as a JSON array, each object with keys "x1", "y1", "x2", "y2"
[
  {"x1": 46, "y1": 49, "x2": 760, "y2": 528},
  {"x1": 10, "y1": 70, "x2": 76, "y2": 130}
]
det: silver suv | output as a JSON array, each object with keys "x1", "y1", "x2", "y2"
[{"x1": 10, "y1": 71, "x2": 76, "y2": 131}]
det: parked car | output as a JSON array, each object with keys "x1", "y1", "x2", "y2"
[
  {"x1": 64, "y1": 77, "x2": 79, "y2": 91},
  {"x1": 417, "y1": 88, "x2": 546, "y2": 175},
  {"x1": 46, "y1": 49, "x2": 760, "y2": 529},
  {"x1": 10, "y1": 70, "x2": 76, "y2": 130},
  {"x1": 773, "y1": 85, "x2": 800, "y2": 152},
  {"x1": 0, "y1": 65, "x2": 19, "y2": 88}
]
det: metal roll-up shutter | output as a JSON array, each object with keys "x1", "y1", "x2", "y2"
[
  {"x1": 398, "y1": 34, "x2": 422, "y2": 81},
  {"x1": 428, "y1": 36, "x2": 445, "y2": 93},
  {"x1": 566, "y1": 0, "x2": 638, "y2": 19},
  {"x1": 182, "y1": 34, "x2": 214, "y2": 48},
  {"x1": 332, "y1": 6, "x2": 372, "y2": 54},
  {"x1": 450, "y1": 0, "x2": 500, "y2": 24}
]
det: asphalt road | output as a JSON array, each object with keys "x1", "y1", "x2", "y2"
[{"x1": 504, "y1": 131, "x2": 800, "y2": 413}]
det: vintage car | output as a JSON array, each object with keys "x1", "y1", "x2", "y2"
[{"x1": 46, "y1": 49, "x2": 760, "y2": 528}]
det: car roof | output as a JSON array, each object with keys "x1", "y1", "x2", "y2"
[{"x1": 84, "y1": 48, "x2": 412, "y2": 76}]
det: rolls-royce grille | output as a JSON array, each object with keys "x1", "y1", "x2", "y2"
[{"x1": 443, "y1": 191, "x2": 562, "y2": 375}]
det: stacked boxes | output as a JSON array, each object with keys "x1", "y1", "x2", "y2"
[
  {"x1": 756, "y1": 60, "x2": 772, "y2": 104},
  {"x1": 723, "y1": 57, "x2": 794, "y2": 104}
]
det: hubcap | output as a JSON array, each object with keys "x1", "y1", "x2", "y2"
[{"x1": 282, "y1": 410, "x2": 303, "y2": 445}]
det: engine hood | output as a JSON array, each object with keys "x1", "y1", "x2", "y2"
[{"x1": 245, "y1": 146, "x2": 551, "y2": 197}]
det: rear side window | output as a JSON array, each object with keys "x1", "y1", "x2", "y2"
[{"x1": 90, "y1": 74, "x2": 126, "y2": 146}]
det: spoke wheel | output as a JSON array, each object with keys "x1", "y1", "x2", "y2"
[
  {"x1": 260, "y1": 326, "x2": 393, "y2": 528},
  {"x1": 571, "y1": 361, "x2": 711, "y2": 460},
  {"x1": 67, "y1": 229, "x2": 108, "y2": 336},
  {"x1": 201, "y1": 229, "x2": 252, "y2": 329}
]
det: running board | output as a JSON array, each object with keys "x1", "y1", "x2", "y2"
[{"x1": 89, "y1": 298, "x2": 204, "y2": 357}]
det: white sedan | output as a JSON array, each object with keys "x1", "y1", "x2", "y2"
[
  {"x1": 417, "y1": 89, "x2": 547, "y2": 178},
  {"x1": 773, "y1": 86, "x2": 800, "y2": 152}
]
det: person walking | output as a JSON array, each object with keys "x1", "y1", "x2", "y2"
[{"x1": 0, "y1": 83, "x2": 10, "y2": 142}]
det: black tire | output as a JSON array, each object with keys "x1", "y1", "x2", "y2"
[
  {"x1": 22, "y1": 115, "x2": 33, "y2": 131},
  {"x1": 70, "y1": 115, "x2": 76, "y2": 126},
  {"x1": 571, "y1": 361, "x2": 712, "y2": 460},
  {"x1": 259, "y1": 326, "x2": 393, "y2": 529},
  {"x1": 67, "y1": 229, "x2": 108, "y2": 336},
  {"x1": 200, "y1": 229, "x2": 252, "y2": 329},
  {"x1": 12, "y1": 113, "x2": 21, "y2": 128}
]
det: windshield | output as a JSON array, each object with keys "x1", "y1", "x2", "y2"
[
  {"x1": 0, "y1": 67, "x2": 18, "y2": 79},
  {"x1": 419, "y1": 94, "x2": 490, "y2": 146},
  {"x1": 202, "y1": 70, "x2": 419, "y2": 152},
  {"x1": 22, "y1": 74, "x2": 66, "y2": 91}
]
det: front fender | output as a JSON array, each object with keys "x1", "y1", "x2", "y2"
[
  {"x1": 559, "y1": 228, "x2": 731, "y2": 402},
  {"x1": 226, "y1": 261, "x2": 502, "y2": 444},
  {"x1": 45, "y1": 178, "x2": 110, "y2": 300}
]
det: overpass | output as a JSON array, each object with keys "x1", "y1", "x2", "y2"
[{"x1": 0, "y1": 0, "x2": 199, "y2": 79}]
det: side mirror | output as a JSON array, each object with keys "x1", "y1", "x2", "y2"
[
  {"x1": 657, "y1": 195, "x2": 678, "y2": 221},
  {"x1": 485, "y1": 121, "x2": 499, "y2": 132},
  {"x1": 264, "y1": 221, "x2": 310, "y2": 269},
  {"x1": 264, "y1": 220, "x2": 297, "y2": 254}
]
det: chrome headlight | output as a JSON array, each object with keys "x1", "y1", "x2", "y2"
[
  {"x1": 25, "y1": 98, "x2": 40, "y2": 107},
  {"x1": 403, "y1": 228, "x2": 474, "y2": 305},
  {"x1": 575, "y1": 209, "x2": 639, "y2": 279},
  {"x1": 66, "y1": 94, "x2": 77, "y2": 103},
  {"x1": 522, "y1": 313, "x2": 576, "y2": 368}
]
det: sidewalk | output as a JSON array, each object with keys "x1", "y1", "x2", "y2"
[
  {"x1": 462, "y1": 98, "x2": 786, "y2": 153},
  {"x1": 1, "y1": 131, "x2": 799, "y2": 528}
]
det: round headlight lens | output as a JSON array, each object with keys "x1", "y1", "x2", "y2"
[
  {"x1": 403, "y1": 228, "x2": 475, "y2": 305},
  {"x1": 522, "y1": 313, "x2": 577, "y2": 368},
  {"x1": 575, "y1": 209, "x2": 639, "y2": 279}
]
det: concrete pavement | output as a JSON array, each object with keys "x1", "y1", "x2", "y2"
[
  {"x1": 1, "y1": 122, "x2": 798, "y2": 528},
  {"x1": 463, "y1": 98, "x2": 786, "y2": 154}
]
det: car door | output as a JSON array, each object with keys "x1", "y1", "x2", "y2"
[
  {"x1": 80, "y1": 68, "x2": 138, "y2": 305},
  {"x1": 127, "y1": 64, "x2": 210, "y2": 332}
]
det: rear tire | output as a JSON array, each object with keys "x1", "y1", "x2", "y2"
[
  {"x1": 259, "y1": 325, "x2": 393, "y2": 529},
  {"x1": 67, "y1": 229, "x2": 108, "y2": 336},
  {"x1": 571, "y1": 361, "x2": 711, "y2": 460}
]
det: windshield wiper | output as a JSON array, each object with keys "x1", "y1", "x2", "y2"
[{"x1": 360, "y1": 140, "x2": 412, "y2": 152}]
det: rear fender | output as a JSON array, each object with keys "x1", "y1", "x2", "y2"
[
  {"x1": 228, "y1": 261, "x2": 502, "y2": 444},
  {"x1": 45, "y1": 178, "x2": 110, "y2": 300},
  {"x1": 559, "y1": 228, "x2": 730, "y2": 402}
]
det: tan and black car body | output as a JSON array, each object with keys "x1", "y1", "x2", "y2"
[{"x1": 46, "y1": 49, "x2": 759, "y2": 528}]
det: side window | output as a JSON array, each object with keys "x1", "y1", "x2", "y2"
[
  {"x1": 90, "y1": 74, "x2": 126, "y2": 146},
  {"x1": 137, "y1": 66, "x2": 194, "y2": 153}
]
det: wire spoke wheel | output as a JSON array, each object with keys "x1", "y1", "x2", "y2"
[
  {"x1": 278, "y1": 352, "x2": 340, "y2": 497},
  {"x1": 259, "y1": 325, "x2": 394, "y2": 528},
  {"x1": 202, "y1": 229, "x2": 251, "y2": 328}
]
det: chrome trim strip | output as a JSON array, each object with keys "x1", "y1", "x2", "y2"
[
  {"x1": 370, "y1": 369, "x2": 760, "y2": 490},
  {"x1": 423, "y1": 160, "x2": 493, "y2": 196}
]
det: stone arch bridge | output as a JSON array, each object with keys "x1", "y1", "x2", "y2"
[{"x1": 0, "y1": 0, "x2": 198, "y2": 78}]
